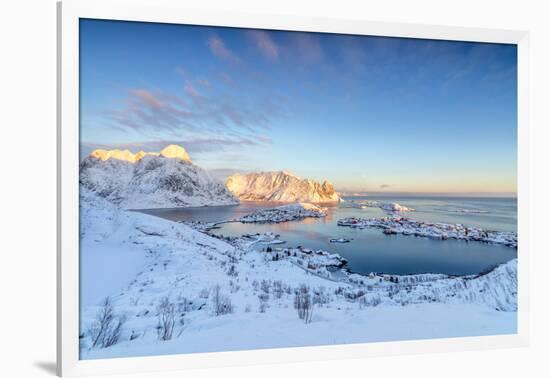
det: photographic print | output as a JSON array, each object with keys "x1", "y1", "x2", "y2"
[{"x1": 78, "y1": 19, "x2": 518, "y2": 360}]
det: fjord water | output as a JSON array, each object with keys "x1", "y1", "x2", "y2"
[{"x1": 141, "y1": 196, "x2": 517, "y2": 276}]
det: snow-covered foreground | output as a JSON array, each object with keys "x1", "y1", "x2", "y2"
[
  {"x1": 84, "y1": 303, "x2": 515, "y2": 359},
  {"x1": 80, "y1": 189, "x2": 517, "y2": 360}
]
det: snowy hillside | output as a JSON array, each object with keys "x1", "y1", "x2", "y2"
[
  {"x1": 226, "y1": 171, "x2": 341, "y2": 202},
  {"x1": 79, "y1": 188, "x2": 517, "y2": 360},
  {"x1": 80, "y1": 145, "x2": 238, "y2": 209}
]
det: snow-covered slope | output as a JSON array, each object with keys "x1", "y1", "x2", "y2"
[
  {"x1": 79, "y1": 188, "x2": 517, "y2": 360},
  {"x1": 80, "y1": 145, "x2": 238, "y2": 209},
  {"x1": 226, "y1": 171, "x2": 341, "y2": 202}
]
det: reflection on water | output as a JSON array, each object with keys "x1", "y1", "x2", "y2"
[{"x1": 140, "y1": 196, "x2": 517, "y2": 276}]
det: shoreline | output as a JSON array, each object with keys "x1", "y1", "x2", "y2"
[
  {"x1": 210, "y1": 230, "x2": 516, "y2": 283},
  {"x1": 176, "y1": 202, "x2": 517, "y2": 279}
]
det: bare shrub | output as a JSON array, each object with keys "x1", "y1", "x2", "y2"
[
  {"x1": 103, "y1": 314, "x2": 126, "y2": 347},
  {"x1": 273, "y1": 280, "x2": 283, "y2": 299},
  {"x1": 129, "y1": 330, "x2": 140, "y2": 341},
  {"x1": 199, "y1": 287, "x2": 210, "y2": 299},
  {"x1": 344, "y1": 289, "x2": 366, "y2": 301},
  {"x1": 156, "y1": 297, "x2": 176, "y2": 341},
  {"x1": 229, "y1": 280, "x2": 240, "y2": 293},
  {"x1": 130, "y1": 295, "x2": 141, "y2": 306},
  {"x1": 177, "y1": 293, "x2": 192, "y2": 312},
  {"x1": 313, "y1": 286, "x2": 331, "y2": 306},
  {"x1": 284, "y1": 284, "x2": 292, "y2": 295},
  {"x1": 359, "y1": 294, "x2": 382, "y2": 309},
  {"x1": 261, "y1": 279, "x2": 271, "y2": 294},
  {"x1": 88, "y1": 297, "x2": 126, "y2": 348},
  {"x1": 227, "y1": 264, "x2": 238, "y2": 277},
  {"x1": 294, "y1": 285, "x2": 313, "y2": 324},
  {"x1": 211, "y1": 285, "x2": 233, "y2": 316},
  {"x1": 258, "y1": 293, "x2": 269, "y2": 313}
]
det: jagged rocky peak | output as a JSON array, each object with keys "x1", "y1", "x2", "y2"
[
  {"x1": 88, "y1": 144, "x2": 192, "y2": 164},
  {"x1": 159, "y1": 144, "x2": 192, "y2": 162},
  {"x1": 321, "y1": 180, "x2": 335, "y2": 193},
  {"x1": 226, "y1": 170, "x2": 341, "y2": 203},
  {"x1": 90, "y1": 148, "x2": 138, "y2": 163}
]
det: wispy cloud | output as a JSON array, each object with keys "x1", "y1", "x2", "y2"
[
  {"x1": 129, "y1": 89, "x2": 164, "y2": 109},
  {"x1": 249, "y1": 30, "x2": 279, "y2": 61},
  {"x1": 104, "y1": 80, "x2": 281, "y2": 136},
  {"x1": 105, "y1": 89, "x2": 192, "y2": 133},
  {"x1": 95, "y1": 64, "x2": 287, "y2": 162},
  {"x1": 380, "y1": 184, "x2": 391, "y2": 189},
  {"x1": 184, "y1": 81, "x2": 200, "y2": 97},
  {"x1": 290, "y1": 33, "x2": 323, "y2": 63},
  {"x1": 208, "y1": 36, "x2": 241, "y2": 64}
]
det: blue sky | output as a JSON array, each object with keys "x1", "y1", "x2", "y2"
[{"x1": 80, "y1": 19, "x2": 517, "y2": 194}]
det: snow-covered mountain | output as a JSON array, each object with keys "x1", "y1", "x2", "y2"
[
  {"x1": 80, "y1": 145, "x2": 238, "y2": 209},
  {"x1": 226, "y1": 171, "x2": 341, "y2": 202}
]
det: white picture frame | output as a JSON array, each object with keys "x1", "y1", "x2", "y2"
[{"x1": 57, "y1": 0, "x2": 530, "y2": 376}]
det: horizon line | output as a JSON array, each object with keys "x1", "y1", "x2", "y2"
[{"x1": 339, "y1": 191, "x2": 517, "y2": 198}]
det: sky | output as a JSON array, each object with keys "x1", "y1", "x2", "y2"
[{"x1": 80, "y1": 19, "x2": 518, "y2": 195}]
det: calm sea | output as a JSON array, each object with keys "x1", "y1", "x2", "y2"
[{"x1": 140, "y1": 196, "x2": 517, "y2": 276}]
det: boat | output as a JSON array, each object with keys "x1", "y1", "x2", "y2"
[{"x1": 329, "y1": 238, "x2": 351, "y2": 243}]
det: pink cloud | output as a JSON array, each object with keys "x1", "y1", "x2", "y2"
[
  {"x1": 208, "y1": 36, "x2": 241, "y2": 64},
  {"x1": 104, "y1": 81, "x2": 284, "y2": 136},
  {"x1": 249, "y1": 30, "x2": 279, "y2": 61},
  {"x1": 184, "y1": 82, "x2": 200, "y2": 98},
  {"x1": 129, "y1": 89, "x2": 163, "y2": 109}
]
